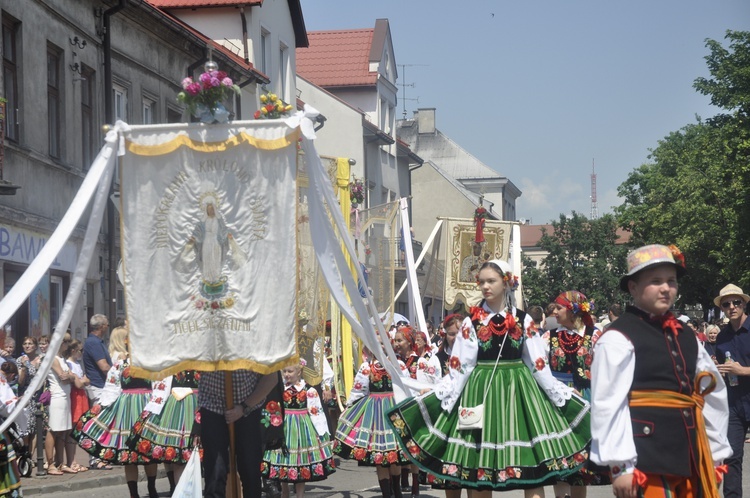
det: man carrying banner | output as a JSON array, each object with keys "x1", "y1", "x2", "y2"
[{"x1": 197, "y1": 370, "x2": 278, "y2": 498}]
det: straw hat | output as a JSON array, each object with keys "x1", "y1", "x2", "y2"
[
  {"x1": 619, "y1": 244, "x2": 686, "y2": 292},
  {"x1": 713, "y1": 284, "x2": 750, "y2": 307}
]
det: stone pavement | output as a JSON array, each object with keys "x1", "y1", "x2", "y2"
[{"x1": 21, "y1": 445, "x2": 167, "y2": 496}]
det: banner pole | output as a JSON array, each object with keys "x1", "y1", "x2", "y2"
[{"x1": 225, "y1": 372, "x2": 239, "y2": 498}]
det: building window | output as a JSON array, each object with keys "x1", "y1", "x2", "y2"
[
  {"x1": 81, "y1": 65, "x2": 95, "y2": 170},
  {"x1": 142, "y1": 96, "x2": 156, "y2": 124},
  {"x1": 2, "y1": 16, "x2": 19, "y2": 142},
  {"x1": 260, "y1": 29, "x2": 270, "y2": 75},
  {"x1": 47, "y1": 43, "x2": 62, "y2": 159},
  {"x1": 167, "y1": 106, "x2": 182, "y2": 124},
  {"x1": 113, "y1": 83, "x2": 128, "y2": 122},
  {"x1": 279, "y1": 43, "x2": 288, "y2": 100}
]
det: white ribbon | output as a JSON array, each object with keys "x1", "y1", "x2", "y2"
[{"x1": 0, "y1": 125, "x2": 120, "y2": 434}]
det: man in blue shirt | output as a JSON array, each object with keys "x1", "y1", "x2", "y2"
[
  {"x1": 82, "y1": 314, "x2": 112, "y2": 470},
  {"x1": 715, "y1": 284, "x2": 750, "y2": 498}
]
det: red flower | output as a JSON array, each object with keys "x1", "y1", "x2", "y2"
[
  {"x1": 408, "y1": 445, "x2": 420, "y2": 457},
  {"x1": 584, "y1": 356, "x2": 592, "y2": 366},
  {"x1": 386, "y1": 451, "x2": 399, "y2": 463},
  {"x1": 352, "y1": 448, "x2": 367, "y2": 461},
  {"x1": 309, "y1": 407, "x2": 319, "y2": 415},
  {"x1": 151, "y1": 445, "x2": 165, "y2": 459},
  {"x1": 449, "y1": 356, "x2": 461, "y2": 371},
  {"x1": 297, "y1": 390, "x2": 307, "y2": 402},
  {"x1": 138, "y1": 440, "x2": 151, "y2": 454},
  {"x1": 91, "y1": 404, "x2": 102, "y2": 415},
  {"x1": 477, "y1": 469, "x2": 486, "y2": 480},
  {"x1": 462, "y1": 324, "x2": 471, "y2": 339},
  {"x1": 81, "y1": 439, "x2": 93, "y2": 450},
  {"x1": 508, "y1": 323, "x2": 522, "y2": 340},
  {"x1": 283, "y1": 391, "x2": 292, "y2": 403},
  {"x1": 300, "y1": 467, "x2": 311, "y2": 479},
  {"x1": 373, "y1": 453, "x2": 384, "y2": 464},
  {"x1": 534, "y1": 358, "x2": 545, "y2": 371},
  {"x1": 270, "y1": 414, "x2": 283, "y2": 426},
  {"x1": 119, "y1": 451, "x2": 129, "y2": 463},
  {"x1": 102, "y1": 448, "x2": 115, "y2": 461},
  {"x1": 165, "y1": 447, "x2": 177, "y2": 461},
  {"x1": 266, "y1": 400, "x2": 280, "y2": 413},
  {"x1": 470, "y1": 306, "x2": 487, "y2": 322},
  {"x1": 253, "y1": 110, "x2": 261, "y2": 119},
  {"x1": 476, "y1": 325, "x2": 492, "y2": 342},
  {"x1": 129, "y1": 451, "x2": 139, "y2": 463},
  {"x1": 210, "y1": 301, "x2": 220, "y2": 309},
  {"x1": 265, "y1": 104, "x2": 275, "y2": 112},
  {"x1": 506, "y1": 467, "x2": 516, "y2": 478},
  {"x1": 182, "y1": 449, "x2": 192, "y2": 461},
  {"x1": 573, "y1": 452, "x2": 586, "y2": 463}
]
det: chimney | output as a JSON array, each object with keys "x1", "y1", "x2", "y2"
[{"x1": 417, "y1": 108, "x2": 436, "y2": 134}]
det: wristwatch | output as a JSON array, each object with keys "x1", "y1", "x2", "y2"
[{"x1": 241, "y1": 400, "x2": 252, "y2": 416}]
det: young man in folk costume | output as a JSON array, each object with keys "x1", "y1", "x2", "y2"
[{"x1": 591, "y1": 244, "x2": 731, "y2": 498}]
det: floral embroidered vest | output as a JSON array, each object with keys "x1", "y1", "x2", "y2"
[
  {"x1": 367, "y1": 361, "x2": 393, "y2": 393},
  {"x1": 548, "y1": 326, "x2": 595, "y2": 390},
  {"x1": 282, "y1": 383, "x2": 310, "y2": 410},
  {"x1": 471, "y1": 307, "x2": 528, "y2": 361}
]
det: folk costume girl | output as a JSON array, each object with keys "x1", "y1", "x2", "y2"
[
  {"x1": 261, "y1": 360, "x2": 335, "y2": 498},
  {"x1": 393, "y1": 325, "x2": 442, "y2": 497},
  {"x1": 547, "y1": 291, "x2": 608, "y2": 498},
  {"x1": 547, "y1": 291, "x2": 600, "y2": 402},
  {"x1": 128, "y1": 370, "x2": 200, "y2": 495},
  {"x1": 0, "y1": 363, "x2": 23, "y2": 498},
  {"x1": 435, "y1": 314, "x2": 463, "y2": 377},
  {"x1": 73, "y1": 327, "x2": 159, "y2": 498},
  {"x1": 387, "y1": 260, "x2": 591, "y2": 497},
  {"x1": 334, "y1": 346, "x2": 411, "y2": 498}
]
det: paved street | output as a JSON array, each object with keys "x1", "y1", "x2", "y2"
[{"x1": 22, "y1": 454, "x2": 750, "y2": 498}]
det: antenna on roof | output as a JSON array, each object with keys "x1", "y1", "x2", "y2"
[{"x1": 398, "y1": 64, "x2": 427, "y2": 119}]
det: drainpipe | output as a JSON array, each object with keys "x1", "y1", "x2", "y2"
[
  {"x1": 240, "y1": 8, "x2": 250, "y2": 64},
  {"x1": 103, "y1": 0, "x2": 126, "y2": 324}
]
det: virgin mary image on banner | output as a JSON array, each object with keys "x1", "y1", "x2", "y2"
[{"x1": 177, "y1": 189, "x2": 247, "y2": 307}]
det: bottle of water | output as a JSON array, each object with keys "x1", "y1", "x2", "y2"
[{"x1": 726, "y1": 351, "x2": 740, "y2": 387}]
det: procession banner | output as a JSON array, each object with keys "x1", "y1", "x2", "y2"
[
  {"x1": 120, "y1": 121, "x2": 299, "y2": 378},
  {"x1": 443, "y1": 218, "x2": 513, "y2": 309}
]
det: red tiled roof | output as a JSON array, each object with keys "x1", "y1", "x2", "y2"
[
  {"x1": 147, "y1": 0, "x2": 261, "y2": 7},
  {"x1": 296, "y1": 29, "x2": 377, "y2": 87}
]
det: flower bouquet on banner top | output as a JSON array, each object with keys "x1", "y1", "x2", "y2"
[
  {"x1": 350, "y1": 177, "x2": 365, "y2": 208},
  {"x1": 177, "y1": 60, "x2": 240, "y2": 124},
  {"x1": 253, "y1": 91, "x2": 294, "y2": 119}
]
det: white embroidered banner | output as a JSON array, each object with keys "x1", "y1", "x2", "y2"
[{"x1": 120, "y1": 121, "x2": 299, "y2": 378}]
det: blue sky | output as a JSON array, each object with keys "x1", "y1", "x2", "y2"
[{"x1": 300, "y1": 1, "x2": 750, "y2": 225}]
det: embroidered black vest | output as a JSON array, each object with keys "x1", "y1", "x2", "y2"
[
  {"x1": 611, "y1": 306, "x2": 699, "y2": 477},
  {"x1": 548, "y1": 325, "x2": 596, "y2": 390}
]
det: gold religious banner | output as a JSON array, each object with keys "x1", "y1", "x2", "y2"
[{"x1": 443, "y1": 218, "x2": 513, "y2": 309}]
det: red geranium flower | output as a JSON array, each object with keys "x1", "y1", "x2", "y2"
[
  {"x1": 449, "y1": 356, "x2": 461, "y2": 371},
  {"x1": 309, "y1": 407, "x2": 319, "y2": 415},
  {"x1": 386, "y1": 451, "x2": 398, "y2": 463},
  {"x1": 102, "y1": 448, "x2": 115, "y2": 461},
  {"x1": 352, "y1": 448, "x2": 367, "y2": 461},
  {"x1": 534, "y1": 358, "x2": 545, "y2": 371}
]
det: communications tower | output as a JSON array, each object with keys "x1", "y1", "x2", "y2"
[{"x1": 590, "y1": 159, "x2": 598, "y2": 220}]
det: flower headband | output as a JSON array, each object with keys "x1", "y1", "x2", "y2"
[
  {"x1": 554, "y1": 291, "x2": 595, "y2": 328},
  {"x1": 299, "y1": 358, "x2": 307, "y2": 368}
]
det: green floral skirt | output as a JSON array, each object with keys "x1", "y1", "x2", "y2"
[{"x1": 387, "y1": 360, "x2": 591, "y2": 490}]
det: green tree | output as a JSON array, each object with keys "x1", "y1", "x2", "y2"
[
  {"x1": 615, "y1": 30, "x2": 750, "y2": 309},
  {"x1": 522, "y1": 213, "x2": 630, "y2": 311}
]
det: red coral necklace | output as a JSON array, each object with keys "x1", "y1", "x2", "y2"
[{"x1": 557, "y1": 329, "x2": 583, "y2": 354}]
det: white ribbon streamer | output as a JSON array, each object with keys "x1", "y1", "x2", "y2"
[{"x1": 0, "y1": 126, "x2": 119, "y2": 434}]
